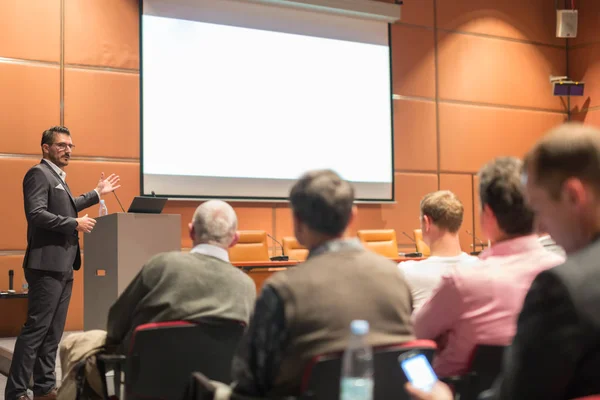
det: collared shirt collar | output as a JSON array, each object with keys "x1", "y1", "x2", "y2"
[
  {"x1": 308, "y1": 238, "x2": 364, "y2": 259},
  {"x1": 190, "y1": 243, "x2": 230, "y2": 262},
  {"x1": 479, "y1": 234, "x2": 543, "y2": 259},
  {"x1": 42, "y1": 158, "x2": 66, "y2": 182}
]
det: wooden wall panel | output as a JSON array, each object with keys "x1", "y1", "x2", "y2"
[
  {"x1": 437, "y1": 32, "x2": 566, "y2": 110},
  {"x1": 439, "y1": 103, "x2": 566, "y2": 173},
  {"x1": 0, "y1": 64, "x2": 60, "y2": 155},
  {"x1": 437, "y1": 0, "x2": 562, "y2": 46},
  {"x1": 64, "y1": 69, "x2": 140, "y2": 158},
  {"x1": 0, "y1": 0, "x2": 60, "y2": 62},
  {"x1": 391, "y1": 24, "x2": 436, "y2": 98},
  {"x1": 394, "y1": 99, "x2": 437, "y2": 172},
  {"x1": 569, "y1": 43, "x2": 600, "y2": 111},
  {"x1": 396, "y1": 0, "x2": 434, "y2": 27},
  {"x1": 0, "y1": 158, "x2": 39, "y2": 251},
  {"x1": 570, "y1": 0, "x2": 600, "y2": 46},
  {"x1": 64, "y1": 0, "x2": 139, "y2": 69}
]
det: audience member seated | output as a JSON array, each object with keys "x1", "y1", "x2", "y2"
[
  {"x1": 399, "y1": 190, "x2": 477, "y2": 310},
  {"x1": 57, "y1": 200, "x2": 256, "y2": 398},
  {"x1": 399, "y1": 123, "x2": 600, "y2": 400},
  {"x1": 231, "y1": 169, "x2": 414, "y2": 398},
  {"x1": 413, "y1": 157, "x2": 564, "y2": 377}
]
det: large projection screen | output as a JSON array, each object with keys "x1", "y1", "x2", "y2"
[{"x1": 141, "y1": 0, "x2": 394, "y2": 201}]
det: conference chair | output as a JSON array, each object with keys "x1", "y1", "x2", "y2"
[
  {"x1": 442, "y1": 344, "x2": 506, "y2": 400},
  {"x1": 299, "y1": 339, "x2": 437, "y2": 400},
  {"x1": 413, "y1": 229, "x2": 431, "y2": 257},
  {"x1": 228, "y1": 230, "x2": 270, "y2": 262},
  {"x1": 357, "y1": 229, "x2": 399, "y2": 258},
  {"x1": 282, "y1": 236, "x2": 308, "y2": 261},
  {"x1": 97, "y1": 319, "x2": 246, "y2": 400}
]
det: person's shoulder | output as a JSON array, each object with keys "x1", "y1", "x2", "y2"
[{"x1": 24, "y1": 163, "x2": 47, "y2": 178}]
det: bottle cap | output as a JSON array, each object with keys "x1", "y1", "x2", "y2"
[
  {"x1": 350, "y1": 320, "x2": 369, "y2": 335},
  {"x1": 100, "y1": 199, "x2": 105, "y2": 204}
]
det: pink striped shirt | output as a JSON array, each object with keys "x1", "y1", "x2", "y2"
[{"x1": 413, "y1": 235, "x2": 564, "y2": 377}]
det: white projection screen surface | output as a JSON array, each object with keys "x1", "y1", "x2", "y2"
[{"x1": 141, "y1": 0, "x2": 394, "y2": 201}]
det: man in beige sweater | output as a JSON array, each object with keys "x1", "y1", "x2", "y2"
[{"x1": 232, "y1": 169, "x2": 414, "y2": 398}]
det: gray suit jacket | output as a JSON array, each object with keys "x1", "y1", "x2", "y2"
[{"x1": 22, "y1": 160, "x2": 99, "y2": 272}]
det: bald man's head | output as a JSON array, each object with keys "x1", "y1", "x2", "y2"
[{"x1": 189, "y1": 200, "x2": 238, "y2": 248}]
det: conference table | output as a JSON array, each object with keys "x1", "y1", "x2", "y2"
[{"x1": 234, "y1": 257, "x2": 423, "y2": 291}]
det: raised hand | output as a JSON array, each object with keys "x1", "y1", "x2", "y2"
[{"x1": 96, "y1": 172, "x2": 121, "y2": 195}]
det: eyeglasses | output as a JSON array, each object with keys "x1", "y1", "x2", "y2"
[{"x1": 52, "y1": 142, "x2": 75, "y2": 151}]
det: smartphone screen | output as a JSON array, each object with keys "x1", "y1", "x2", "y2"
[{"x1": 399, "y1": 353, "x2": 438, "y2": 392}]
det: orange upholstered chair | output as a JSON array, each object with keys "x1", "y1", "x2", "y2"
[
  {"x1": 282, "y1": 237, "x2": 308, "y2": 261},
  {"x1": 357, "y1": 229, "x2": 398, "y2": 258},
  {"x1": 413, "y1": 229, "x2": 431, "y2": 257},
  {"x1": 228, "y1": 230, "x2": 269, "y2": 262}
]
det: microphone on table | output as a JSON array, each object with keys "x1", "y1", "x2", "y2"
[
  {"x1": 112, "y1": 190, "x2": 126, "y2": 213},
  {"x1": 267, "y1": 233, "x2": 289, "y2": 261},
  {"x1": 151, "y1": 191, "x2": 156, "y2": 197},
  {"x1": 8, "y1": 270, "x2": 14, "y2": 292},
  {"x1": 466, "y1": 230, "x2": 486, "y2": 255},
  {"x1": 401, "y1": 232, "x2": 422, "y2": 258}
]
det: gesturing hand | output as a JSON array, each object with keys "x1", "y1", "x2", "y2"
[
  {"x1": 76, "y1": 214, "x2": 97, "y2": 233},
  {"x1": 96, "y1": 172, "x2": 121, "y2": 195}
]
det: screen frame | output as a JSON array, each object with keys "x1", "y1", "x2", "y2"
[{"x1": 139, "y1": 0, "x2": 395, "y2": 202}]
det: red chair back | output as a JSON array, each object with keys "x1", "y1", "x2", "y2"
[
  {"x1": 126, "y1": 319, "x2": 245, "y2": 400},
  {"x1": 300, "y1": 339, "x2": 436, "y2": 400}
]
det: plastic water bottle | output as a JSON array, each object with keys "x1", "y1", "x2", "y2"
[
  {"x1": 99, "y1": 199, "x2": 108, "y2": 217},
  {"x1": 340, "y1": 320, "x2": 374, "y2": 400}
]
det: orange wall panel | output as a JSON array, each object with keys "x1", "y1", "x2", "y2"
[
  {"x1": 397, "y1": 0, "x2": 434, "y2": 27},
  {"x1": 439, "y1": 173, "x2": 475, "y2": 254},
  {"x1": 437, "y1": 31, "x2": 566, "y2": 110},
  {"x1": 0, "y1": 158, "x2": 39, "y2": 251},
  {"x1": 570, "y1": 1, "x2": 600, "y2": 46},
  {"x1": 64, "y1": 0, "x2": 139, "y2": 69},
  {"x1": 572, "y1": 109, "x2": 600, "y2": 127},
  {"x1": 64, "y1": 69, "x2": 140, "y2": 159},
  {"x1": 439, "y1": 103, "x2": 566, "y2": 173},
  {"x1": 391, "y1": 24, "x2": 436, "y2": 98},
  {"x1": 394, "y1": 98, "x2": 437, "y2": 171},
  {"x1": 437, "y1": 0, "x2": 563, "y2": 46},
  {"x1": 0, "y1": 64, "x2": 60, "y2": 155},
  {"x1": 569, "y1": 43, "x2": 600, "y2": 111},
  {"x1": 0, "y1": 0, "x2": 60, "y2": 62}
]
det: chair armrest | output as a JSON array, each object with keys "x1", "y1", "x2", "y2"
[{"x1": 96, "y1": 354, "x2": 127, "y2": 400}]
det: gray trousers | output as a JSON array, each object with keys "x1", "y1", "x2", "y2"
[{"x1": 5, "y1": 268, "x2": 74, "y2": 400}]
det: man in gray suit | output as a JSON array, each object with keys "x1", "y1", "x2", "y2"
[{"x1": 6, "y1": 126, "x2": 120, "y2": 400}]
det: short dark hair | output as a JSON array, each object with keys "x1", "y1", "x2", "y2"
[
  {"x1": 420, "y1": 190, "x2": 464, "y2": 233},
  {"x1": 524, "y1": 123, "x2": 600, "y2": 199},
  {"x1": 478, "y1": 157, "x2": 534, "y2": 236},
  {"x1": 41, "y1": 126, "x2": 70, "y2": 147},
  {"x1": 290, "y1": 169, "x2": 354, "y2": 236}
]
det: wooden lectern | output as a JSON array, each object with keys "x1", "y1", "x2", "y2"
[{"x1": 83, "y1": 213, "x2": 181, "y2": 331}]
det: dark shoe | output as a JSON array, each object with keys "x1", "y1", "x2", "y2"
[{"x1": 33, "y1": 388, "x2": 57, "y2": 400}]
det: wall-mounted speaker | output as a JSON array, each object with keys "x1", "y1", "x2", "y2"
[{"x1": 556, "y1": 9, "x2": 578, "y2": 38}]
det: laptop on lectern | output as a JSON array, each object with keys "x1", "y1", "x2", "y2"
[{"x1": 127, "y1": 196, "x2": 167, "y2": 214}]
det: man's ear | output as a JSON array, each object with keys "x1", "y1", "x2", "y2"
[
  {"x1": 562, "y1": 177, "x2": 587, "y2": 208},
  {"x1": 423, "y1": 215, "x2": 432, "y2": 232},
  {"x1": 229, "y1": 231, "x2": 240, "y2": 248},
  {"x1": 188, "y1": 222, "x2": 195, "y2": 242}
]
